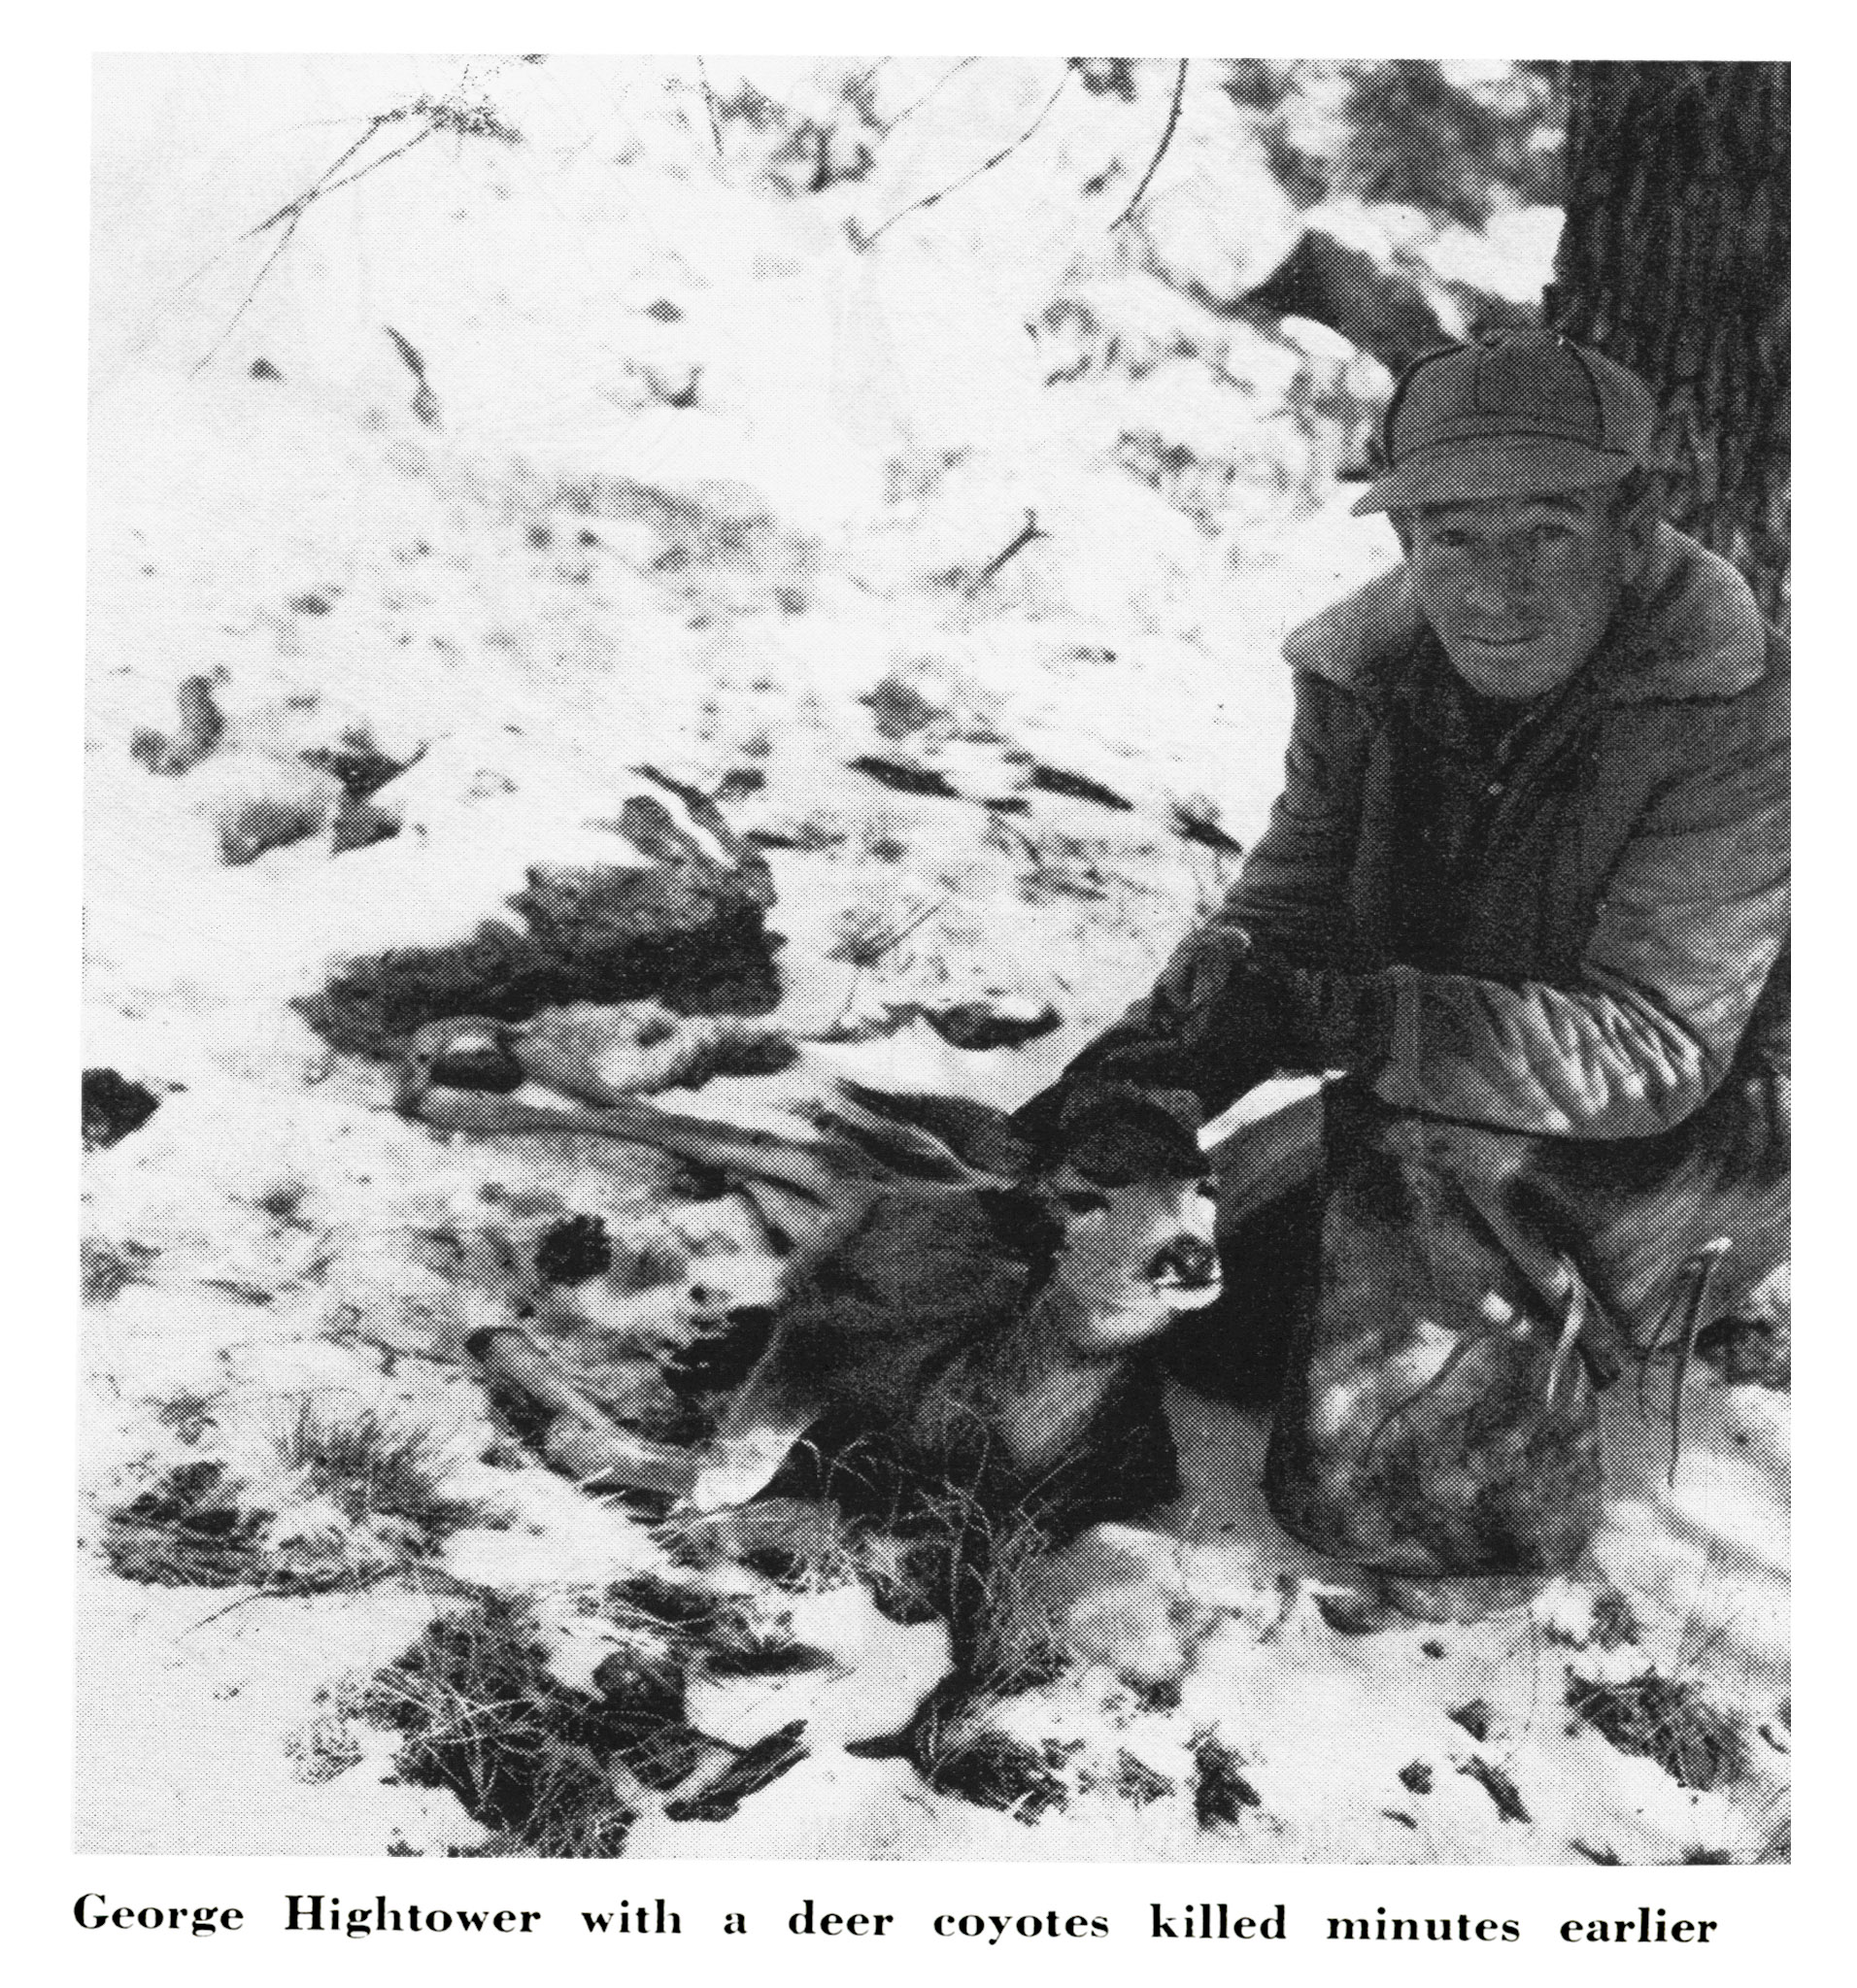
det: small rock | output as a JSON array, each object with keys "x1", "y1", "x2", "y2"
[
  {"x1": 1447, "y1": 1699, "x2": 1496, "y2": 1742},
  {"x1": 847, "y1": 755, "x2": 960, "y2": 799},
  {"x1": 1315, "y1": 1588, "x2": 1394, "y2": 1636},
  {"x1": 1458, "y1": 1755, "x2": 1530, "y2": 1823},
  {"x1": 83, "y1": 1068, "x2": 161, "y2": 1149},
  {"x1": 926, "y1": 997, "x2": 1061, "y2": 1052}
]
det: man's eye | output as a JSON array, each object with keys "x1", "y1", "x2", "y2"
[{"x1": 1060, "y1": 1189, "x2": 1109, "y2": 1216}]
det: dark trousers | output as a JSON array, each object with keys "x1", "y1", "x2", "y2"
[{"x1": 1167, "y1": 1069, "x2": 1789, "y2": 1577}]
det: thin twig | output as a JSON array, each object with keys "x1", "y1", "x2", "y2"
[
  {"x1": 867, "y1": 893, "x2": 950, "y2": 960},
  {"x1": 179, "y1": 1560, "x2": 422, "y2": 1637},
  {"x1": 829, "y1": 893, "x2": 953, "y2": 1033},
  {"x1": 967, "y1": 508, "x2": 1048, "y2": 590},
  {"x1": 296, "y1": 127, "x2": 437, "y2": 210},
  {"x1": 857, "y1": 63, "x2": 1073, "y2": 251},
  {"x1": 191, "y1": 120, "x2": 435, "y2": 377},
  {"x1": 695, "y1": 56, "x2": 725, "y2": 156},
  {"x1": 1111, "y1": 57, "x2": 1189, "y2": 229},
  {"x1": 881, "y1": 55, "x2": 978, "y2": 133},
  {"x1": 242, "y1": 111, "x2": 406, "y2": 239}
]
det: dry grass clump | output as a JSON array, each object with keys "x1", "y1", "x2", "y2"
[
  {"x1": 364, "y1": 1595, "x2": 654, "y2": 1855},
  {"x1": 918, "y1": 1722, "x2": 1081, "y2": 1820},
  {"x1": 271, "y1": 1399, "x2": 486, "y2": 1533},
  {"x1": 659, "y1": 1496, "x2": 869, "y2": 1596},
  {"x1": 863, "y1": 1494, "x2": 1086, "y2": 1816},
  {"x1": 364, "y1": 1573, "x2": 823, "y2": 1853},
  {"x1": 1567, "y1": 1669, "x2": 1749, "y2": 1792},
  {"x1": 102, "y1": 1399, "x2": 491, "y2": 1595},
  {"x1": 285, "y1": 1681, "x2": 371, "y2": 1784}
]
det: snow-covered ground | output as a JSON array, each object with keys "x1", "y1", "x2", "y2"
[{"x1": 81, "y1": 55, "x2": 1785, "y2": 1863}]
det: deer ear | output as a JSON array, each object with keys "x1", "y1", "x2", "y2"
[
  {"x1": 1144, "y1": 1088, "x2": 1206, "y2": 1138},
  {"x1": 1057, "y1": 1079, "x2": 1203, "y2": 1139},
  {"x1": 1053, "y1": 1080, "x2": 1206, "y2": 1181},
  {"x1": 972, "y1": 1185, "x2": 1064, "y2": 1271}
]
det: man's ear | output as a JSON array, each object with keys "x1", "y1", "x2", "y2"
[{"x1": 1388, "y1": 509, "x2": 1414, "y2": 557}]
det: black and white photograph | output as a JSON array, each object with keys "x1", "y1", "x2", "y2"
[{"x1": 79, "y1": 51, "x2": 1789, "y2": 1869}]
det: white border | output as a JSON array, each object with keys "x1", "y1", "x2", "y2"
[{"x1": 17, "y1": 11, "x2": 1840, "y2": 1980}]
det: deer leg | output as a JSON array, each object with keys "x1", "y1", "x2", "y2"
[
  {"x1": 687, "y1": 1331, "x2": 833, "y2": 1513},
  {"x1": 407, "y1": 1086, "x2": 852, "y2": 1206},
  {"x1": 469, "y1": 1328, "x2": 700, "y2": 1498}
]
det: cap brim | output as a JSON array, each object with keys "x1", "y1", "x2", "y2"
[{"x1": 1350, "y1": 438, "x2": 1641, "y2": 516}]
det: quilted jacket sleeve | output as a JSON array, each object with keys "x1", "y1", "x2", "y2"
[{"x1": 1370, "y1": 681, "x2": 1789, "y2": 1139}]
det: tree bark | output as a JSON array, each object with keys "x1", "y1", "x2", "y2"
[{"x1": 1548, "y1": 62, "x2": 1789, "y2": 623}]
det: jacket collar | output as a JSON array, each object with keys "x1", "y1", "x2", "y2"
[{"x1": 1283, "y1": 522, "x2": 1770, "y2": 706}]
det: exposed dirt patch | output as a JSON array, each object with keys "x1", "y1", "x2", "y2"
[
  {"x1": 83, "y1": 1068, "x2": 161, "y2": 1149},
  {"x1": 302, "y1": 862, "x2": 783, "y2": 1056},
  {"x1": 103, "y1": 1406, "x2": 490, "y2": 1596},
  {"x1": 1193, "y1": 1733, "x2": 1263, "y2": 1825}
]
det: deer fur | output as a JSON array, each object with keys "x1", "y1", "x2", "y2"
[{"x1": 399, "y1": 1019, "x2": 1222, "y2": 1524}]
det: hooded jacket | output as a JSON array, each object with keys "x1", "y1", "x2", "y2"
[{"x1": 1110, "y1": 523, "x2": 1789, "y2": 1142}]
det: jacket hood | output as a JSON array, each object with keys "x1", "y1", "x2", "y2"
[{"x1": 1283, "y1": 522, "x2": 1771, "y2": 704}]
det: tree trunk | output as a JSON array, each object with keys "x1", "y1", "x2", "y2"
[{"x1": 1547, "y1": 62, "x2": 1789, "y2": 623}]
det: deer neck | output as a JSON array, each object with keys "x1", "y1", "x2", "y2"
[
  {"x1": 982, "y1": 1281, "x2": 1137, "y2": 1471},
  {"x1": 1032, "y1": 1267, "x2": 1177, "y2": 1355}
]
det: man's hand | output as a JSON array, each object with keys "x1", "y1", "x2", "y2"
[
  {"x1": 1010, "y1": 923, "x2": 1397, "y2": 1151},
  {"x1": 1123, "y1": 922, "x2": 1395, "y2": 1085}
]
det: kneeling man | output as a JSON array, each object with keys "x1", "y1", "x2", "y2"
[{"x1": 1021, "y1": 330, "x2": 1789, "y2": 1605}]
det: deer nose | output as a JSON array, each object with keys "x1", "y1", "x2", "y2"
[
  {"x1": 424, "y1": 1020, "x2": 524, "y2": 1094},
  {"x1": 1147, "y1": 1236, "x2": 1220, "y2": 1291}
]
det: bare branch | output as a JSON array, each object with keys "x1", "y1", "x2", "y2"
[
  {"x1": 967, "y1": 508, "x2": 1049, "y2": 591},
  {"x1": 881, "y1": 55, "x2": 979, "y2": 134},
  {"x1": 190, "y1": 73, "x2": 518, "y2": 378},
  {"x1": 856, "y1": 63, "x2": 1073, "y2": 252},
  {"x1": 242, "y1": 109, "x2": 406, "y2": 238},
  {"x1": 281, "y1": 125, "x2": 436, "y2": 213},
  {"x1": 191, "y1": 118, "x2": 436, "y2": 377},
  {"x1": 1111, "y1": 57, "x2": 1189, "y2": 230},
  {"x1": 695, "y1": 56, "x2": 725, "y2": 156}
]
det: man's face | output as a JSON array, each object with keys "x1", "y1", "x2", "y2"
[{"x1": 1402, "y1": 487, "x2": 1650, "y2": 700}]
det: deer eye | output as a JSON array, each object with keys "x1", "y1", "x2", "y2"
[{"x1": 1059, "y1": 1188, "x2": 1109, "y2": 1216}]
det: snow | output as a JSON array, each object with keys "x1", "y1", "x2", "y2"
[{"x1": 82, "y1": 55, "x2": 1784, "y2": 1866}]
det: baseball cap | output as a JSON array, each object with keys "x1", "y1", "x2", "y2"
[{"x1": 1351, "y1": 329, "x2": 1663, "y2": 516}]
